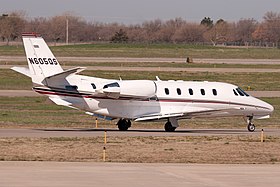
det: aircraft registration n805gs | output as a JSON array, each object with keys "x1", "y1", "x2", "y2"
[{"x1": 12, "y1": 33, "x2": 274, "y2": 132}]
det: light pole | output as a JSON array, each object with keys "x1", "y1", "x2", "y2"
[{"x1": 66, "y1": 18, "x2": 69, "y2": 45}]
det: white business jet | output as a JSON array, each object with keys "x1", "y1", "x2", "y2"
[{"x1": 12, "y1": 33, "x2": 274, "y2": 132}]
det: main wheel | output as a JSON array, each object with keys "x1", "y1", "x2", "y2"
[
  {"x1": 117, "y1": 119, "x2": 131, "y2": 131},
  {"x1": 164, "y1": 122, "x2": 176, "y2": 132},
  {"x1": 247, "y1": 123, "x2": 255, "y2": 132}
]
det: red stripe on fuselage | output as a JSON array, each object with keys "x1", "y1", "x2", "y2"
[{"x1": 34, "y1": 88, "x2": 270, "y2": 110}]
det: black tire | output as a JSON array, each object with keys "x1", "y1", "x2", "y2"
[
  {"x1": 117, "y1": 119, "x2": 130, "y2": 131},
  {"x1": 247, "y1": 123, "x2": 255, "y2": 132},
  {"x1": 164, "y1": 122, "x2": 176, "y2": 132}
]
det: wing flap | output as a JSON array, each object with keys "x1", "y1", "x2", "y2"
[
  {"x1": 134, "y1": 107, "x2": 241, "y2": 122},
  {"x1": 135, "y1": 113, "x2": 184, "y2": 122}
]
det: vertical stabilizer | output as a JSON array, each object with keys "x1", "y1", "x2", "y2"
[{"x1": 22, "y1": 33, "x2": 64, "y2": 85}]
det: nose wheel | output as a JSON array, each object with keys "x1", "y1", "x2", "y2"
[
  {"x1": 246, "y1": 116, "x2": 255, "y2": 132},
  {"x1": 247, "y1": 123, "x2": 255, "y2": 132}
]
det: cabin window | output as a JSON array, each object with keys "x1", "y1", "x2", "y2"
[
  {"x1": 91, "y1": 83, "x2": 96, "y2": 89},
  {"x1": 233, "y1": 89, "x2": 238, "y2": 96},
  {"x1": 165, "y1": 88, "x2": 169, "y2": 95},
  {"x1": 200, "y1": 89, "x2": 205, "y2": 95},
  {"x1": 177, "y1": 88, "x2": 181, "y2": 95},
  {"x1": 65, "y1": 85, "x2": 78, "y2": 91},
  {"x1": 103, "y1": 82, "x2": 120, "y2": 89},
  {"x1": 189, "y1": 88, "x2": 193, "y2": 95},
  {"x1": 212, "y1": 89, "x2": 217, "y2": 96}
]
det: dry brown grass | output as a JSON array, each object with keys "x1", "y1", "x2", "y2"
[{"x1": 0, "y1": 136, "x2": 279, "y2": 164}]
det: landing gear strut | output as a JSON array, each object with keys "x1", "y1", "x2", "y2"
[
  {"x1": 117, "y1": 119, "x2": 131, "y2": 131},
  {"x1": 247, "y1": 116, "x2": 255, "y2": 132},
  {"x1": 164, "y1": 121, "x2": 177, "y2": 132}
]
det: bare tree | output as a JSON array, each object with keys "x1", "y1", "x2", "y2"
[
  {"x1": 203, "y1": 19, "x2": 230, "y2": 45},
  {"x1": 172, "y1": 23, "x2": 205, "y2": 43},
  {"x1": 1, "y1": 11, "x2": 280, "y2": 47},
  {"x1": 263, "y1": 12, "x2": 280, "y2": 46},
  {"x1": 0, "y1": 11, "x2": 25, "y2": 45},
  {"x1": 234, "y1": 19, "x2": 257, "y2": 45}
]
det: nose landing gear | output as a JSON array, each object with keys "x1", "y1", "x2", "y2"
[
  {"x1": 247, "y1": 116, "x2": 255, "y2": 132},
  {"x1": 247, "y1": 122, "x2": 255, "y2": 132}
]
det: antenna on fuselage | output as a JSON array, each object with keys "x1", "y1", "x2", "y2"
[{"x1": 156, "y1": 76, "x2": 161, "y2": 81}]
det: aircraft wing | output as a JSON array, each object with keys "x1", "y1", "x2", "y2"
[
  {"x1": 134, "y1": 107, "x2": 242, "y2": 122},
  {"x1": 134, "y1": 113, "x2": 184, "y2": 122},
  {"x1": 48, "y1": 97, "x2": 79, "y2": 110}
]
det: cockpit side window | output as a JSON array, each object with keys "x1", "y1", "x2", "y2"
[
  {"x1": 236, "y1": 87, "x2": 249, "y2": 97},
  {"x1": 233, "y1": 89, "x2": 238, "y2": 96},
  {"x1": 238, "y1": 88, "x2": 250, "y2": 97},
  {"x1": 236, "y1": 88, "x2": 244, "y2": 96},
  {"x1": 103, "y1": 82, "x2": 120, "y2": 89}
]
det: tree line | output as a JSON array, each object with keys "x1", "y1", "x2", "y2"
[{"x1": 0, "y1": 11, "x2": 280, "y2": 47}]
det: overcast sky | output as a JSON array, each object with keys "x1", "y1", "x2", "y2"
[{"x1": 1, "y1": 0, "x2": 280, "y2": 23}]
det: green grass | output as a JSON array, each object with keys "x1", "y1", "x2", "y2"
[
  {"x1": 0, "y1": 69, "x2": 32, "y2": 90},
  {"x1": 0, "y1": 97, "x2": 279, "y2": 129},
  {"x1": 1, "y1": 69, "x2": 280, "y2": 91},
  {"x1": 0, "y1": 97, "x2": 91, "y2": 127},
  {"x1": 1, "y1": 43, "x2": 280, "y2": 58},
  {"x1": 2, "y1": 60, "x2": 280, "y2": 69},
  {"x1": 83, "y1": 71, "x2": 280, "y2": 91}
]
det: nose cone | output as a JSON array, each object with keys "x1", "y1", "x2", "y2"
[
  {"x1": 260, "y1": 99, "x2": 274, "y2": 114},
  {"x1": 266, "y1": 102, "x2": 274, "y2": 114}
]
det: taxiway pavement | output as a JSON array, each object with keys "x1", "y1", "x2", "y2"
[
  {"x1": 0, "y1": 162, "x2": 279, "y2": 187},
  {"x1": 0, "y1": 128, "x2": 279, "y2": 138}
]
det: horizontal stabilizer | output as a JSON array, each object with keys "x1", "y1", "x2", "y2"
[
  {"x1": 46, "y1": 67, "x2": 86, "y2": 81},
  {"x1": 43, "y1": 67, "x2": 86, "y2": 87},
  {"x1": 11, "y1": 67, "x2": 31, "y2": 77}
]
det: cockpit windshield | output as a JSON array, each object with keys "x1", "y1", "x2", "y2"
[{"x1": 235, "y1": 87, "x2": 250, "y2": 97}]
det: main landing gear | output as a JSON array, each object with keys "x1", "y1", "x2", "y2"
[
  {"x1": 164, "y1": 121, "x2": 176, "y2": 132},
  {"x1": 164, "y1": 118, "x2": 178, "y2": 132},
  {"x1": 117, "y1": 119, "x2": 131, "y2": 131},
  {"x1": 247, "y1": 116, "x2": 255, "y2": 132}
]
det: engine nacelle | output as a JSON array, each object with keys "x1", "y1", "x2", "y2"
[
  {"x1": 120, "y1": 80, "x2": 156, "y2": 98},
  {"x1": 102, "y1": 80, "x2": 156, "y2": 99}
]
